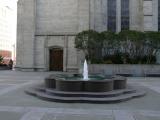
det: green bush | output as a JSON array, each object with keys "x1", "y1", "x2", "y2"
[
  {"x1": 101, "y1": 31, "x2": 119, "y2": 55},
  {"x1": 0, "y1": 55, "x2": 3, "y2": 64},
  {"x1": 103, "y1": 60, "x2": 113, "y2": 64},
  {"x1": 75, "y1": 30, "x2": 160, "y2": 64},
  {"x1": 91, "y1": 58, "x2": 103, "y2": 64},
  {"x1": 75, "y1": 30, "x2": 103, "y2": 60}
]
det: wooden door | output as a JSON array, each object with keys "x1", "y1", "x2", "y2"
[{"x1": 49, "y1": 48, "x2": 63, "y2": 71}]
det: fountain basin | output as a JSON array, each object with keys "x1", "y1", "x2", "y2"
[
  {"x1": 56, "y1": 80, "x2": 83, "y2": 92},
  {"x1": 25, "y1": 74, "x2": 145, "y2": 103},
  {"x1": 45, "y1": 74, "x2": 126, "y2": 92},
  {"x1": 84, "y1": 80, "x2": 113, "y2": 92},
  {"x1": 113, "y1": 77, "x2": 127, "y2": 89}
]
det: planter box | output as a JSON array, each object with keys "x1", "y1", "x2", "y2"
[{"x1": 89, "y1": 64, "x2": 160, "y2": 77}]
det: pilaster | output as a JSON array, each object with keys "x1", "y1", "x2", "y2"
[
  {"x1": 153, "y1": 0, "x2": 158, "y2": 31},
  {"x1": 116, "y1": 0, "x2": 121, "y2": 32},
  {"x1": 16, "y1": 0, "x2": 36, "y2": 71},
  {"x1": 78, "y1": 0, "x2": 90, "y2": 32}
]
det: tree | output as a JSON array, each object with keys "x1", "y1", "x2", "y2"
[
  {"x1": 145, "y1": 32, "x2": 160, "y2": 63},
  {"x1": 118, "y1": 30, "x2": 145, "y2": 58},
  {"x1": 75, "y1": 30, "x2": 103, "y2": 60},
  {"x1": 101, "y1": 31, "x2": 119, "y2": 56}
]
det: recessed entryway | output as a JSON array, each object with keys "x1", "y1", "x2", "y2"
[{"x1": 49, "y1": 48, "x2": 63, "y2": 71}]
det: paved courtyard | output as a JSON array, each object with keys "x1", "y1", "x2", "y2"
[{"x1": 0, "y1": 71, "x2": 159, "y2": 120}]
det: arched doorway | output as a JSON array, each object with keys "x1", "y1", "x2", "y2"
[{"x1": 49, "y1": 48, "x2": 63, "y2": 71}]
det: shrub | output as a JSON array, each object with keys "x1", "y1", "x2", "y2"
[
  {"x1": 75, "y1": 30, "x2": 160, "y2": 64},
  {"x1": 118, "y1": 30, "x2": 146, "y2": 58},
  {"x1": 75, "y1": 30, "x2": 103, "y2": 60},
  {"x1": 101, "y1": 31, "x2": 119, "y2": 56},
  {"x1": 103, "y1": 60, "x2": 113, "y2": 64},
  {"x1": 0, "y1": 55, "x2": 3, "y2": 64}
]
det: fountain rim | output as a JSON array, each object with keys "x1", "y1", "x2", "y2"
[{"x1": 46, "y1": 74, "x2": 126, "y2": 82}]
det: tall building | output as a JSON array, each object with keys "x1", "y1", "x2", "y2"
[
  {"x1": 16, "y1": 0, "x2": 159, "y2": 72},
  {"x1": 0, "y1": 1, "x2": 16, "y2": 64}
]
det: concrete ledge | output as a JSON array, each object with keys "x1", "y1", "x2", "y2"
[
  {"x1": 89, "y1": 64, "x2": 160, "y2": 77},
  {"x1": 14, "y1": 67, "x2": 35, "y2": 72}
]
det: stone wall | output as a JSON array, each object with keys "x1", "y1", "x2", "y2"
[
  {"x1": 34, "y1": 35, "x2": 78, "y2": 71},
  {"x1": 143, "y1": 0, "x2": 158, "y2": 31},
  {"x1": 16, "y1": 0, "x2": 89, "y2": 71},
  {"x1": 16, "y1": 0, "x2": 36, "y2": 71},
  {"x1": 89, "y1": 64, "x2": 160, "y2": 76},
  {"x1": 90, "y1": 0, "x2": 158, "y2": 32},
  {"x1": 16, "y1": 0, "x2": 160, "y2": 71},
  {"x1": 36, "y1": 0, "x2": 79, "y2": 34},
  {"x1": 90, "y1": 0, "x2": 108, "y2": 32},
  {"x1": 34, "y1": 0, "x2": 89, "y2": 71}
]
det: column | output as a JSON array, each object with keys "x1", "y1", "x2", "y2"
[
  {"x1": 78, "y1": 0, "x2": 90, "y2": 32},
  {"x1": 152, "y1": 0, "x2": 158, "y2": 31},
  {"x1": 16, "y1": 0, "x2": 36, "y2": 71},
  {"x1": 116, "y1": 0, "x2": 121, "y2": 32}
]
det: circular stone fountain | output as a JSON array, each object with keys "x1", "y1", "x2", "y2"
[
  {"x1": 25, "y1": 74, "x2": 145, "y2": 103},
  {"x1": 26, "y1": 60, "x2": 145, "y2": 103}
]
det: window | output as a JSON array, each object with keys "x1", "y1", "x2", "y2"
[
  {"x1": 121, "y1": 0, "x2": 129, "y2": 30},
  {"x1": 108, "y1": 0, "x2": 116, "y2": 32}
]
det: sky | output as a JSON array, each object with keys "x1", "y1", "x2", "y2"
[
  {"x1": 0, "y1": 0, "x2": 17, "y2": 9},
  {"x1": 0, "y1": 0, "x2": 17, "y2": 60}
]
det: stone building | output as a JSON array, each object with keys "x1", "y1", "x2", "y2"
[{"x1": 16, "y1": 0, "x2": 159, "y2": 72}]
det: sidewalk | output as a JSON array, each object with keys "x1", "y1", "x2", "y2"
[{"x1": 0, "y1": 70, "x2": 159, "y2": 120}]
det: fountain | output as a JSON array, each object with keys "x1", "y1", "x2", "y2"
[
  {"x1": 25, "y1": 60, "x2": 146, "y2": 103},
  {"x1": 83, "y1": 59, "x2": 88, "y2": 80}
]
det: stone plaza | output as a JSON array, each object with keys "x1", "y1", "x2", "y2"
[
  {"x1": 7, "y1": 0, "x2": 160, "y2": 119},
  {"x1": 0, "y1": 70, "x2": 159, "y2": 120}
]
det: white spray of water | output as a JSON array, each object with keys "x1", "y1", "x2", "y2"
[{"x1": 83, "y1": 59, "x2": 89, "y2": 80}]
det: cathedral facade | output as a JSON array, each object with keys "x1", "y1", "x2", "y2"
[{"x1": 16, "y1": 0, "x2": 159, "y2": 71}]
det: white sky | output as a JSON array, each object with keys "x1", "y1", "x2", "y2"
[
  {"x1": 0, "y1": 0, "x2": 17, "y2": 59},
  {"x1": 0, "y1": 0, "x2": 18, "y2": 41},
  {"x1": 0, "y1": 0, "x2": 17, "y2": 9},
  {"x1": 0, "y1": 0, "x2": 18, "y2": 6}
]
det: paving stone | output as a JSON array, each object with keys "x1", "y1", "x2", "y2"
[
  {"x1": 0, "y1": 85, "x2": 13, "y2": 90},
  {"x1": 20, "y1": 111, "x2": 45, "y2": 120},
  {"x1": 113, "y1": 110, "x2": 135, "y2": 120},
  {"x1": 140, "y1": 83, "x2": 160, "y2": 94},
  {"x1": 0, "y1": 80, "x2": 39, "y2": 96},
  {"x1": 134, "y1": 114, "x2": 160, "y2": 120},
  {"x1": 0, "y1": 111, "x2": 24, "y2": 120},
  {"x1": 0, "y1": 71, "x2": 159, "y2": 120},
  {"x1": 41, "y1": 114, "x2": 114, "y2": 120}
]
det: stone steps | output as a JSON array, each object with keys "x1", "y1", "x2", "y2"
[
  {"x1": 46, "y1": 88, "x2": 136, "y2": 98},
  {"x1": 25, "y1": 87, "x2": 146, "y2": 103}
]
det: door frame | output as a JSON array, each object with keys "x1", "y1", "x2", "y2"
[{"x1": 47, "y1": 46, "x2": 65, "y2": 71}]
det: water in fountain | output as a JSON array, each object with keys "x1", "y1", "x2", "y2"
[{"x1": 83, "y1": 59, "x2": 89, "y2": 80}]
